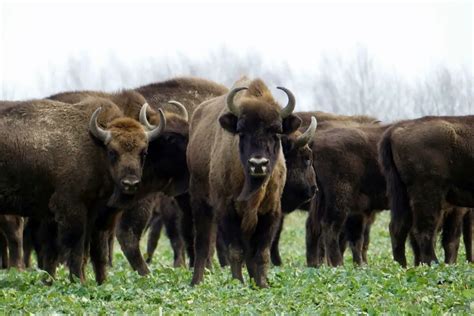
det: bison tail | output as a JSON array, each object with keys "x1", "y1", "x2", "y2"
[{"x1": 378, "y1": 129, "x2": 411, "y2": 221}]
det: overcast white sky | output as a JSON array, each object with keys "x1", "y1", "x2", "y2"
[{"x1": 0, "y1": 0, "x2": 472, "y2": 100}]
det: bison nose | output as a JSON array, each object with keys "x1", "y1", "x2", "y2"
[
  {"x1": 121, "y1": 177, "x2": 140, "y2": 193},
  {"x1": 248, "y1": 157, "x2": 269, "y2": 177}
]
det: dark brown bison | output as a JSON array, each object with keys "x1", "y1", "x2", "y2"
[
  {"x1": 379, "y1": 115, "x2": 474, "y2": 266},
  {"x1": 0, "y1": 97, "x2": 164, "y2": 283},
  {"x1": 47, "y1": 89, "x2": 190, "y2": 277},
  {"x1": 0, "y1": 215, "x2": 24, "y2": 269},
  {"x1": 260, "y1": 111, "x2": 379, "y2": 265},
  {"x1": 187, "y1": 77, "x2": 302, "y2": 287},
  {"x1": 306, "y1": 121, "x2": 391, "y2": 266}
]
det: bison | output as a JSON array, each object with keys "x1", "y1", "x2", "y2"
[
  {"x1": 0, "y1": 215, "x2": 24, "y2": 269},
  {"x1": 0, "y1": 97, "x2": 164, "y2": 283},
  {"x1": 214, "y1": 117, "x2": 319, "y2": 267},
  {"x1": 48, "y1": 89, "x2": 190, "y2": 277},
  {"x1": 187, "y1": 77, "x2": 302, "y2": 287},
  {"x1": 379, "y1": 115, "x2": 474, "y2": 266}
]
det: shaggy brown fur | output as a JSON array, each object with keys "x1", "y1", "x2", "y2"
[
  {"x1": 187, "y1": 77, "x2": 301, "y2": 287},
  {"x1": 304, "y1": 119, "x2": 391, "y2": 266},
  {"x1": 48, "y1": 89, "x2": 190, "y2": 277},
  {"x1": 135, "y1": 77, "x2": 228, "y2": 117},
  {"x1": 0, "y1": 215, "x2": 24, "y2": 269},
  {"x1": 379, "y1": 115, "x2": 474, "y2": 266},
  {"x1": 0, "y1": 97, "x2": 152, "y2": 284}
]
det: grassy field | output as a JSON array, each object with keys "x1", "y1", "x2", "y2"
[{"x1": 0, "y1": 211, "x2": 472, "y2": 314}]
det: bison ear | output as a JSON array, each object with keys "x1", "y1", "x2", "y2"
[
  {"x1": 282, "y1": 115, "x2": 302, "y2": 135},
  {"x1": 219, "y1": 113, "x2": 238, "y2": 134}
]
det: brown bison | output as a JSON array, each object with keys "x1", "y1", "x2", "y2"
[
  {"x1": 0, "y1": 97, "x2": 163, "y2": 283},
  {"x1": 379, "y1": 115, "x2": 474, "y2": 266},
  {"x1": 47, "y1": 89, "x2": 190, "y2": 277},
  {"x1": 269, "y1": 112, "x2": 380, "y2": 266},
  {"x1": 306, "y1": 121, "x2": 391, "y2": 266},
  {"x1": 0, "y1": 215, "x2": 24, "y2": 269},
  {"x1": 187, "y1": 77, "x2": 302, "y2": 287}
]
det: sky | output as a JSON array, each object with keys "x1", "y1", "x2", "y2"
[{"x1": 0, "y1": 0, "x2": 472, "y2": 101}]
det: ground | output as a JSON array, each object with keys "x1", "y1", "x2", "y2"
[{"x1": 0, "y1": 211, "x2": 472, "y2": 314}]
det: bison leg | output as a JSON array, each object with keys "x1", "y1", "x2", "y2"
[
  {"x1": 4, "y1": 217, "x2": 25, "y2": 269},
  {"x1": 441, "y1": 208, "x2": 464, "y2": 264},
  {"x1": 22, "y1": 218, "x2": 38, "y2": 269},
  {"x1": 322, "y1": 205, "x2": 346, "y2": 267},
  {"x1": 345, "y1": 214, "x2": 365, "y2": 266},
  {"x1": 361, "y1": 227, "x2": 370, "y2": 264},
  {"x1": 306, "y1": 196, "x2": 325, "y2": 267},
  {"x1": 361, "y1": 213, "x2": 376, "y2": 264},
  {"x1": 108, "y1": 231, "x2": 114, "y2": 267},
  {"x1": 408, "y1": 232, "x2": 421, "y2": 266},
  {"x1": 50, "y1": 193, "x2": 88, "y2": 283},
  {"x1": 145, "y1": 214, "x2": 163, "y2": 264},
  {"x1": 90, "y1": 228, "x2": 110, "y2": 284},
  {"x1": 216, "y1": 224, "x2": 229, "y2": 267},
  {"x1": 389, "y1": 205, "x2": 412, "y2": 267},
  {"x1": 410, "y1": 191, "x2": 442, "y2": 265},
  {"x1": 463, "y1": 210, "x2": 473, "y2": 263},
  {"x1": 270, "y1": 216, "x2": 284, "y2": 266},
  {"x1": 0, "y1": 233, "x2": 8, "y2": 269},
  {"x1": 245, "y1": 211, "x2": 280, "y2": 288},
  {"x1": 116, "y1": 204, "x2": 151, "y2": 276},
  {"x1": 221, "y1": 211, "x2": 244, "y2": 282},
  {"x1": 37, "y1": 219, "x2": 60, "y2": 279},
  {"x1": 175, "y1": 193, "x2": 195, "y2": 268},
  {"x1": 190, "y1": 198, "x2": 215, "y2": 286},
  {"x1": 163, "y1": 210, "x2": 186, "y2": 268}
]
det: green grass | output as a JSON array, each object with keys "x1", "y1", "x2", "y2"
[{"x1": 0, "y1": 212, "x2": 472, "y2": 314}]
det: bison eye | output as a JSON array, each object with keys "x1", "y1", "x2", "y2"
[{"x1": 107, "y1": 149, "x2": 118, "y2": 163}]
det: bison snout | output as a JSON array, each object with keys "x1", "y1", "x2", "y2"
[
  {"x1": 120, "y1": 177, "x2": 140, "y2": 194},
  {"x1": 248, "y1": 157, "x2": 269, "y2": 177}
]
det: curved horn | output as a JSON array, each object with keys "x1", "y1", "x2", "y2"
[
  {"x1": 168, "y1": 100, "x2": 189, "y2": 122},
  {"x1": 145, "y1": 108, "x2": 166, "y2": 142},
  {"x1": 89, "y1": 107, "x2": 111, "y2": 144},
  {"x1": 139, "y1": 103, "x2": 155, "y2": 130},
  {"x1": 226, "y1": 87, "x2": 248, "y2": 117},
  {"x1": 277, "y1": 86, "x2": 296, "y2": 118},
  {"x1": 295, "y1": 116, "x2": 317, "y2": 148}
]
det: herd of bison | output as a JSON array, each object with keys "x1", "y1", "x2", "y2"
[{"x1": 0, "y1": 76, "x2": 472, "y2": 289}]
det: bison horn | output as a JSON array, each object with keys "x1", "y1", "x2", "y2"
[
  {"x1": 226, "y1": 87, "x2": 248, "y2": 117},
  {"x1": 295, "y1": 116, "x2": 317, "y2": 148},
  {"x1": 139, "y1": 103, "x2": 166, "y2": 142},
  {"x1": 168, "y1": 100, "x2": 189, "y2": 122},
  {"x1": 277, "y1": 86, "x2": 296, "y2": 118},
  {"x1": 139, "y1": 103, "x2": 154, "y2": 130},
  {"x1": 89, "y1": 107, "x2": 112, "y2": 144}
]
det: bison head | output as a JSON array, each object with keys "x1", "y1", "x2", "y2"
[
  {"x1": 218, "y1": 85, "x2": 302, "y2": 201},
  {"x1": 281, "y1": 116, "x2": 318, "y2": 213},
  {"x1": 139, "y1": 101, "x2": 190, "y2": 197},
  {"x1": 89, "y1": 104, "x2": 165, "y2": 196}
]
